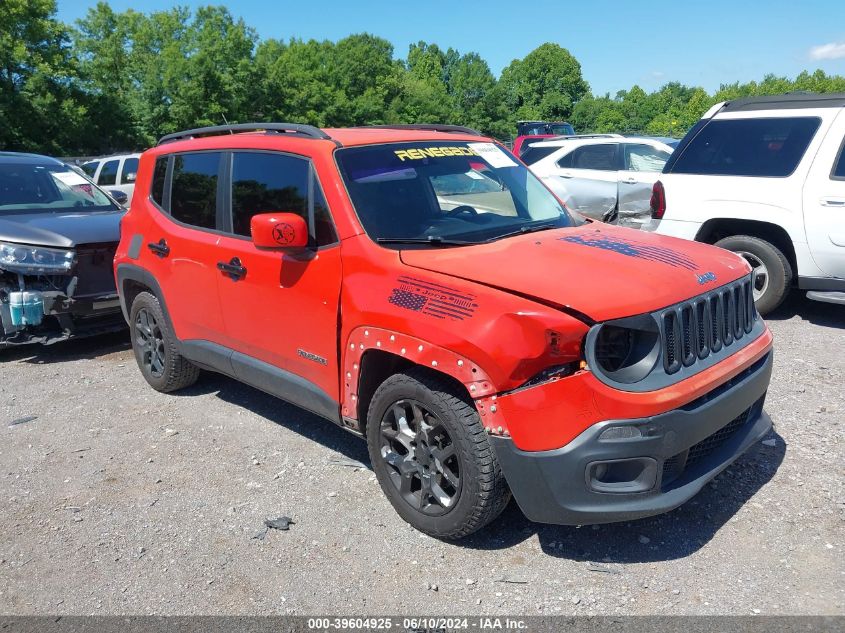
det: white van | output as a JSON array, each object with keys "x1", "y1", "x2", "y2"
[{"x1": 645, "y1": 93, "x2": 845, "y2": 313}]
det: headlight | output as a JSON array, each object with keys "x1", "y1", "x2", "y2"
[
  {"x1": 0, "y1": 241, "x2": 75, "y2": 274},
  {"x1": 587, "y1": 314, "x2": 661, "y2": 385}
]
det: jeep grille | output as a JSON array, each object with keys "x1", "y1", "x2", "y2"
[{"x1": 661, "y1": 276, "x2": 756, "y2": 375}]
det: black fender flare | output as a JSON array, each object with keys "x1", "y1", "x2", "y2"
[{"x1": 115, "y1": 263, "x2": 175, "y2": 334}]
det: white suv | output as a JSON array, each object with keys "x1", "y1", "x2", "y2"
[
  {"x1": 524, "y1": 135, "x2": 674, "y2": 227},
  {"x1": 645, "y1": 93, "x2": 845, "y2": 314},
  {"x1": 81, "y1": 153, "x2": 141, "y2": 206}
]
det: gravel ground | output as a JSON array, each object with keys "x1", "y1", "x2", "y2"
[{"x1": 1, "y1": 293, "x2": 842, "y2": 616}]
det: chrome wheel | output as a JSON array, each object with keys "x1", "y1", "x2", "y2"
[
  {"x1": 135, "y1": 307, "x2": 166, "y2": 378},
  {"x1": 736, "y1": 250, "x2": 769, "y2": 302},
  {"x1": 379, "y1": 399, "x2": 461, "y2": 516}
]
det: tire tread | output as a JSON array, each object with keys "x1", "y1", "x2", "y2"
[{"x1": 367, "y1": 367, "x2": 511, "y2": 539}]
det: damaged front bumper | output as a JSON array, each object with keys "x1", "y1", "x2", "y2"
[
  {"x1": 0, "y1": 243, "x2": 124, "y2": 346},
  {"x1": 491, "y1": 350, "x2": 773, "y2": 525}
]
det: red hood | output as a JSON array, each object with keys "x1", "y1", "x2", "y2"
[{"x1": 399, "y1": 223, "x2": 751, "y2": 322}]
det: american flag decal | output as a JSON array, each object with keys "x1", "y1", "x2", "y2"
[
  {"x1": 560, "y1": 233, "x2": 698, "y2": 271},
  {"x1": 388, "y1": 276, "x2": 478, "y2": 320}
]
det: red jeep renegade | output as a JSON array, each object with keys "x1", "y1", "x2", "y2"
[{"x1": 114, "y1": 123, "x2": 774, "y2": 539}]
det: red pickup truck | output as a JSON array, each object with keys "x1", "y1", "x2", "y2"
[{"x1": 114, "y1": 122, "x2": 774, "y2": 539}]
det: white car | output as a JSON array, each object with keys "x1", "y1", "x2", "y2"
[
  {"x1": 645, "y1": 93, "x2": 845, "y2": 314},
  {"x1": 81, "y1": 153, "x2": 141, "y2": 207},
  {"x1": 524, "y1": 135, "x2": 674, "y2": 227}
]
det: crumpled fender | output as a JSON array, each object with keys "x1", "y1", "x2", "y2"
[{"x1": 341, "y1": 325, "x2": 498, "y2": 422}]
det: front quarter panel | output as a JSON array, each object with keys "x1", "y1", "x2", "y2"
[{"x1": 338, "y1": 235, "x2": 590, "y2": 424}]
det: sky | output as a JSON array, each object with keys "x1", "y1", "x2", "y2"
[{"x1": 56, "y1": 0, "x2": 845, "y2": 95}]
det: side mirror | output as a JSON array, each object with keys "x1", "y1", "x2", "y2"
[{"x1": 250, "y1": 212, "x2": 309, "y2": 249}]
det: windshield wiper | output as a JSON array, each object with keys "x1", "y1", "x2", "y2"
[
  {"x1": 376, "y1": 236, "x2": 477, "y2": 246},
  {"x1": 486, "y1": 222, "x2": 560, "y2": 242}
]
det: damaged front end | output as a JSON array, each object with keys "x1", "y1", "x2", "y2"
[{"x1": 0, "y1": 241, "x2": 124, "y2": 347}]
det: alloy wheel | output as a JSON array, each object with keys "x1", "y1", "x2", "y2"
[
  {"x1": 736, "y1": 250, "x2": 770, "y2": 301},
  {"x1": 135, "y1": 308, "x2": 166, "y2": 378},
  {"x1": 379, "y1": 399, "x2": 461, "y2": 516}
]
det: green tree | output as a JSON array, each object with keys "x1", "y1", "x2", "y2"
[
  {"x1": 0, "y1": 0, "x2": 88, "y2": 154},
  {"x1": 498, "y1": 43, "x2": 589, "y2": 124}
]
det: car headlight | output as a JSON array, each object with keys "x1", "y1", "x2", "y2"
[
  {"x1": 587, "y1": 314, "x2": 661, "y2": 384},
  {"x1": 0, "y1": 241, "x2": 75, "y2": 274}
]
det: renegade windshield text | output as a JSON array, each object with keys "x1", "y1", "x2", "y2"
[{"x1": 336, "y1": 141, "x2": 575, "y2": 245}]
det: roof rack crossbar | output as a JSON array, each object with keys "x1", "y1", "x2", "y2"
[
  {"x1": 157, "y1": 122, "x2": 332, "y2": 146},
  {"x1": 362, "y1": 123, "x2": 483, "y2": 136}
]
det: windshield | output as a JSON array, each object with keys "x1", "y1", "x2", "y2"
[
  {"x1": 336, "y1": 141, "x2": 573, "y2": 246},
  {"x1": 0, "y1": 163, "x2": 117, "y2": 213},
  {"x1": 549, "y1": 123, "x2": 575, "y2": 135}
]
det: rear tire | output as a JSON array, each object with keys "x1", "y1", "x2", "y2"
[
  {"x1": 366, "y1": 368, "x2": 511, "y2": 540},
  {"x1": 714, "y1": 235, "x2": 793, "y2": 315},
  {"x1": 129, "y1": 291, "x2": 199, "y2": 393}
]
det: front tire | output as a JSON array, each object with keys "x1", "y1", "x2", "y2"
[
  {"x1": 366, "y1": 368, "x2": 511, "y2": 539},
  {"x1": 715, "y1": 235, "x2": 793, "y2": 315},
  {"x1": 129, "y1": 291, "x2": 199, "y2": 393}
]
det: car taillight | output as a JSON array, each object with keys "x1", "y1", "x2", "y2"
[{"x1": 650, "y1": 180, "x2": 666, "y2": 219}]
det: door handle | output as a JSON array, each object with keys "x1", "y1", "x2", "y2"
[
  {"x1": 820, "y1": 197, "x2": 845, "y2": 207},
  {"x1": 559, "y1": 171, "x2": 573, "y2": 178},
  {"x1": 147, "y1": 239, "x2": 170, "y2": 257},
  {"x1": 217, "y1": 257, "x2": 247, "y2": 280},
  {"x1": 622, "y1": 177, "x2": 639, "y2": 184}
]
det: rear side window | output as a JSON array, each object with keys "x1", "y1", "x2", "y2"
[
  {"x1": 121, "y1": 157, "x2": 139, "y2": 184},
  {"x1": 151, "y1": 157, "x2": 167, "y2": 205},
  {"x1": 558, "y1": 144, "x2": 618, "y2": 170},
  {"x1": 624, "y1": 144, "x2": 671, "y2": 172},
  {"x1": 99, "y1": 159, "x2": 119, "y2": 186},
  {"x1": 81, "y1": 162, "x2": 98, "y2": 178},
  {"x1": 670, "y1": 117, "x2": 820, "y2": 177},
  {"x1": 833, "y1": 139, "x2": 845, "y2": 180},
  {"x1": 230, "y1": 152, "x2": 337, "y2": 245},
  {"x1": 520, "y1": 145, "x2": 559, "y2": 165},
  {"x1": 170, "y1": 152, "x2": 221, "y2": 230}
]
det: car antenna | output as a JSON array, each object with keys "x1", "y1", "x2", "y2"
[{"x1": 221, "y1": 114, "x2": 233, "y2": 133}]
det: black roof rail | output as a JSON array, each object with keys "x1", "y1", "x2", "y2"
[
  {"x1": 721, "y1": 92, "x2": 845, "y2": 112},
  {"x1": 361, "y1": 123, "x2": 484, "y2": 136},
  {"x1": 157, "y1": 122, "x2": 333, "y2": 146}
]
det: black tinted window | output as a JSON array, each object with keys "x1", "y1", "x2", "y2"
[
  {"x1": 121, "y1": 158, "x2": 139, "y2": 184},
  {"x1": 312, "y1": 181, "x2": 337, "y2": 246},
  {"x1": 81, "y1": 162, "x2": 98, "y2": 177},
  {"x1": 151, "y1": 157, "x2": 167, "y2": 205},
  {"x1": 549, "y1": 123, "x2": 575, "y2": 135},
  {"x1": 833, "y1": 140, "x2": 845, "y2": 179},
  {"x1": 561, "y1": 144, "x2": 617, "y2": 170},
  {"x1": 671, "y1": 117, "x2": 820, "y2": 177},
  {"x1": 170, "y1": 152, "x2": 220, "y2": 230},
  {"x1": 231, "y1": 152, "x2": 336, "y2": 245},
  {"x1": 520, "y1": 145, "x2": 559, "y2": 165},
  {"x1": 99, "y1": 160, "x2": 119, "y2": 186}
]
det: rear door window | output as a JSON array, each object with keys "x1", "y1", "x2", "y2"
[
  {"x1": 98, "y1": 159, "x2": 119, "y2": 186},
  {"x1": 169, "y1": 152, "x2": 222, "y2": 230},
  {"x1": 670, "y1": 117, "x2": 821, "y2": 177},
  {"x1": 81, "y1": 162, "x2": 99, "y2": 178},
  {"x1": 624, "y1": 144, "x2": 671, "y2": 172}
]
